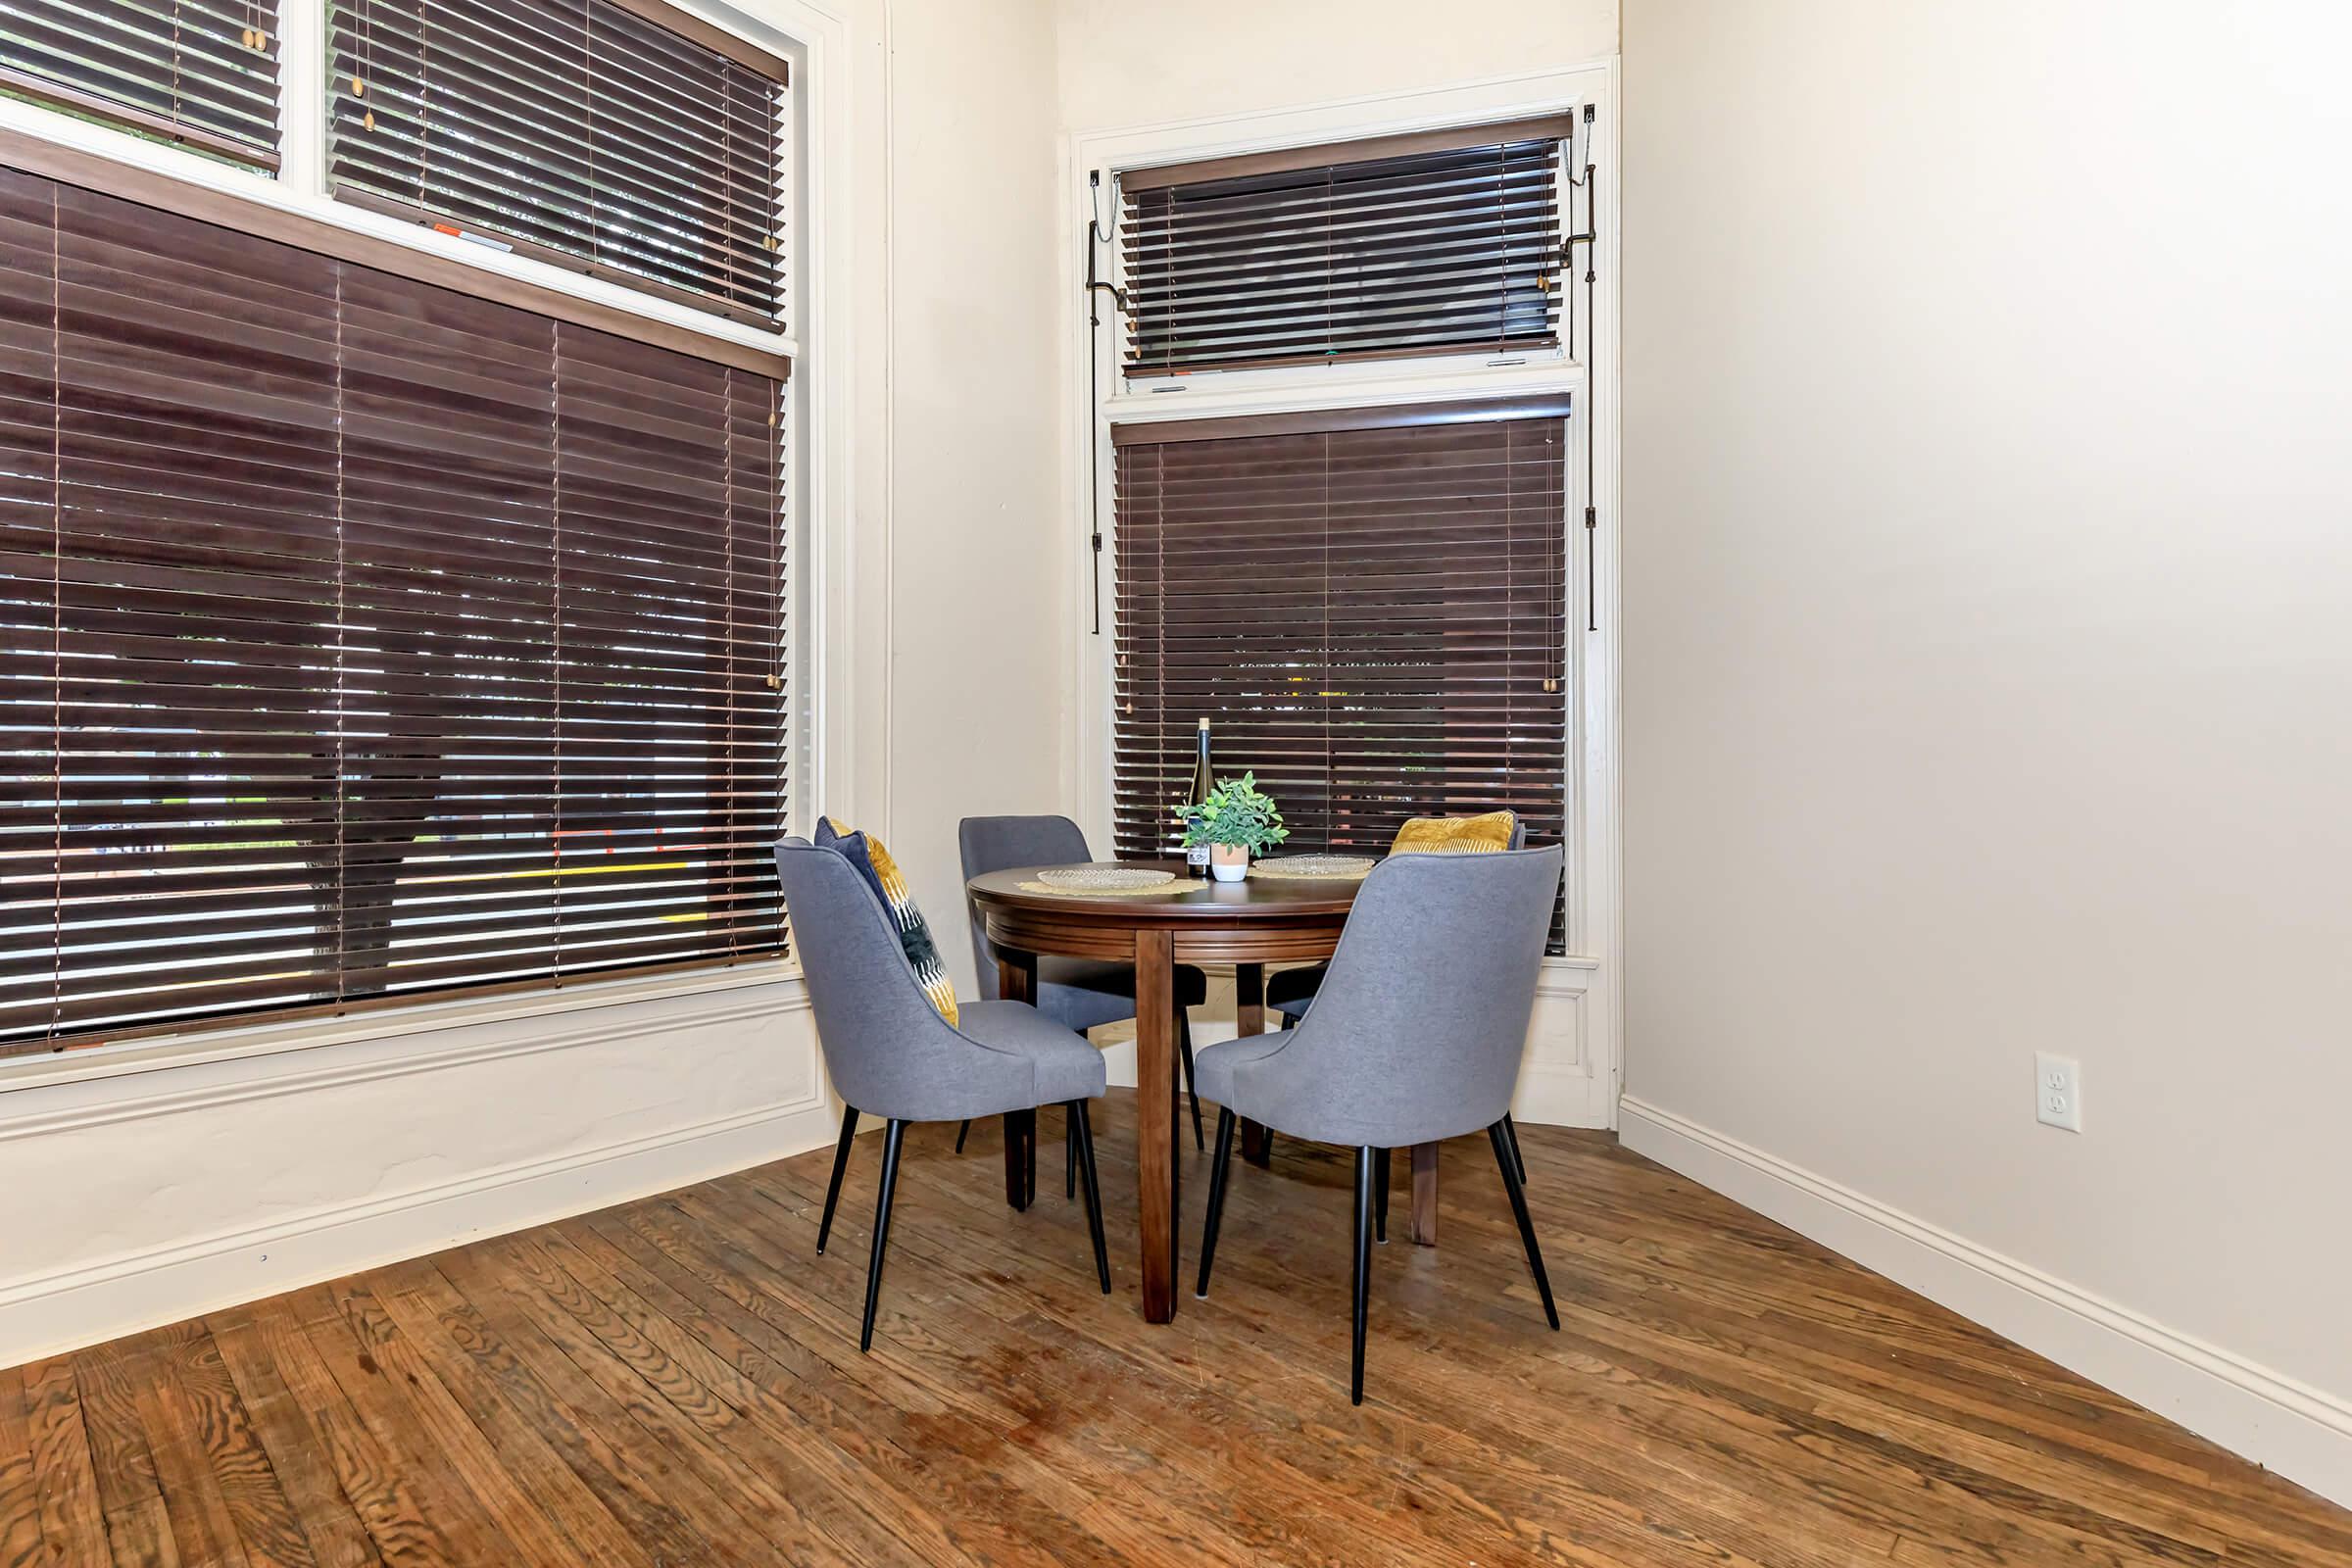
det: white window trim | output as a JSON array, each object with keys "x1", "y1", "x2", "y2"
[
  {"x1": 0, "y1": 0, "x2": 866, "y2": 1082},
  {"x1": 1063, "y1": 61, "x2": 1623, "y2": 1119}
]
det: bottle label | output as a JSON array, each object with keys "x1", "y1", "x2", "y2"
[{"x1": 1186, "y1": 843, "x2": 1209, "y2": 868}]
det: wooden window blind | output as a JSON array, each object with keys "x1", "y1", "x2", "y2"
[
  {"x1": 1120, "y1": 117, "x2": 1568, "y2": 377},
  {"x1": 0, "y1": 0, "x2": 283, "y2": 168},
  {"x1": 329, "y1": 0, "x2": 787, "y2": 326},
  {"x1": 0, "y1": 165, "x2": 787, "y2": 1057},
  {"x1": 1110, "y1": 397, "x2": 1571, "y2": 951}
]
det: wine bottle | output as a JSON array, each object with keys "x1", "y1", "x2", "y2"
[{"x1": 1183, "y1": 717, "x2": 1213, "y2": 878}]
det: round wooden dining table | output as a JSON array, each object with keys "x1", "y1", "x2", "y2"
[{"x1": 968, "y1": 861, "x2": 1402, "y2": 1324}]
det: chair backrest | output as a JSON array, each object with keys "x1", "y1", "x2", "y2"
[
  {"x1": 957, "y1": 814, "x2": 1092, "y2": 1000},
  {"x1": 775, "y1": 839, "x2": 1029, "y2": 1119},
  {"x1": 1237, "y1": 846, "x2": 1564, "y2": 1148}
]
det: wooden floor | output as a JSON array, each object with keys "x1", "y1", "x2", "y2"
[{"x1": 4, "y1": 1093, "x2": 2347, "y2": 1567}]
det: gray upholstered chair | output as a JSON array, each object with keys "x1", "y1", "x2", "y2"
[
  {"x1": 1263, "y1": 815, "x2": 1536, "y2": 1181},
  {"x1": 1191, "y1": 846, "x2": 1565, "y2": 1403},
  {"x1": 957, "y1": 815, "x2": 1211, "y2": 1164},
  {"x1": 774, "y1": 838, "x2": 1111, "y2": 1352},
  {"x1": 1266, "y1": 815, "x2": 1529, "y2": 1018}
]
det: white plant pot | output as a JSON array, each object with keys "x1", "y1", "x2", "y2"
[{"x1": 1209, "y1": 844, "x2": 1250, "y2": 882}]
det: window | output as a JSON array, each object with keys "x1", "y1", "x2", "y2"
[
  {"x1": 329, "y1": 0, "x2": 788, "y2": 325},
  {"x1": 1120, "y1": 116, "x2": 1569, "y2": 376},
  {"x1": 0, "y1": 0, "x2": 283, "y2": 169},
  {"x1": 0, "y1": 166, "x2": 787, "y2": 1056},
  {"x1": 1095, "y1": 107, "x2": 1595, "y2": 954},
  {"x1": 1109, "y1": 399, "x2": 1569, "y2": 947}
]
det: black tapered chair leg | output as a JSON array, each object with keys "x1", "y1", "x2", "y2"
[
  {"x1": 1490, "y1": 1120, "x2": 1559, "y2": 1329},
  {"x1": 1350, "y1": 1145, "x2": 1375, "y2": 1405},
  {"x1": 1178, "y1": 1009, "x2": 1204, "y2": 1151},
  {"x1": 1071, "y1": 1101, "x2": 1111, "y2": 1294},
  {"x1": 955, "y1": 1118, "x2": 969, "y2": 1153},
  {"x1": 1003, "y1": 1108, "x2": 1034, "y2": 1211},
  {"x1": 817, "y1": 1106, "x2": 859, "y2": 1255},
  {"x1": 1066, "y1": 1108, "x2": 1078, "y2": 1199},
  {"x1": 1501, "y1": 1111, "x2": 1528, "y2": 1186},
  {"x1": 1373, "y1": 1146, "x2": 1390, "y2": 1245},
  {"x1": 1195, "y1": 1107, "x2": 1237, "y2": 1298},
  {"x1": 858, "y1": 1119, "x2": 907, "y2": 1352}
]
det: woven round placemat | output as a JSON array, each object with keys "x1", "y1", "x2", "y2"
[
  {"x1": 1016, "y1": 879, "x2": 1200, "y2": 899},
  {"x1": 1248, "y1": 854, "x2": 1376, "y2": 881},
  {"x1": 1035, "y1": 864, "x2": 1179, "y2": 892}
]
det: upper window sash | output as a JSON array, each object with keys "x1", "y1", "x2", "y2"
[
  {"x1": 1115, "y1": 114, "x2": 1572, "y2": 381},
  {"x1": 0, "y1": 0, "x2": 286, "y2": 169},
  {"x1": 326, "y1": 0, "x2": 789, "y2": 327}
]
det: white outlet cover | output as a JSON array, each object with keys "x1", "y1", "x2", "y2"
[{"x1": 2034, "y1": 1051, "x2": 2083, "y2": 1133}]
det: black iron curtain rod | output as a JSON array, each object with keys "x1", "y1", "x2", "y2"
[
  {"x1": 1562, "y1": 103, "x2": 1600, "y2": 634},
  {"x1": 1084, "y1": 171, "x2": 1126, "y2": 636}
]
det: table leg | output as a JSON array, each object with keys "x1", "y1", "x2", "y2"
[
  {"x1": 1233, "y1": 962, "x2": 1272, "y2": 1167},
  {"x1": 1134, "y1": 928, "x2": 1178, "y2": 1323},
  {"x1": 998, "y1": 955, "x2": 1036, "y2": 1209},
  {"x1": 1411, "y1": 1141, "x2": 1440, "y2": 1246},
  {"x1": 997, "y1": 953, "x2": 1036, "y2": 1005}
]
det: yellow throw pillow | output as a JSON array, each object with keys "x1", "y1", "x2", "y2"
[{"x1": 1389, "y1": 810, "x2": 1516, "y2": 856}]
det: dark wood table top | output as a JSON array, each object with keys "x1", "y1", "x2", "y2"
[{"x1": 964, "y1": 860, "x2": 1362, "y2": 923}]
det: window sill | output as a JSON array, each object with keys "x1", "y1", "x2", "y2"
[{"x1": 0, "y1": 960, "x2": 806, "y2": 1098}]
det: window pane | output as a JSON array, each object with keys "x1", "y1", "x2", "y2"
[
  {"x1": 328, "y1": 0, "x2": 786, "y2": 325},
  {"x1": 1122, "y1": 130, "x2": 1563, "y2": 375},
  {"x1": 0, "y1": 164, "x2": 786, "y2": 1056},
  {"x1": 0, "y1": 0, "x2": 284, "y2": 168},
  {"x1": 1111, "y1": 406, "x2": 1570, "y2": 950}
]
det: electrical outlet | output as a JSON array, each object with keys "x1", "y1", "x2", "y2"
[{"x1": 2034, "y1": 1052, "x2": 2083, "y2": 1133}]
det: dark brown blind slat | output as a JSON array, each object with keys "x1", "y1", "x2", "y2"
[
  {"x1": 1111, "y1": 408, "x2": 1570, "y2": 952},
  {"x1": 1121, "y1": 133, "x2": 1562, "y2": 376},
  {"x1": 329, "y1": 0, "x2": 785, "y2": 325},
  {"x1": 0, "y1": 0, "x2": 282, "y2": 168},
  {"x1": 0, "y1": 163, "x2": 786, "y2": 1058}
]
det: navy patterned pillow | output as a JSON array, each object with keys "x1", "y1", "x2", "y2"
[{"x1": 814, "y1": 815, "x2": 958, "y2": 1026}]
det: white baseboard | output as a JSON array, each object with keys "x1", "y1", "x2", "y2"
[
  {"x1": 1619, "y1": 1096, "x2": 2352, "y2": 1511},
  {"x1": 0, "y1": 1094, "x2": 836, "y2": 1369}
]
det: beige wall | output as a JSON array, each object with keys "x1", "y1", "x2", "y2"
[
  {"x1": 1054, "y1": 0, "x2": 1616, "y2": 128},
  {"x1": 878, "y1": 0, "x2": 1070, "y2": 994},
  {"x1": 1622, "y1": 0, "x2": 2352, "y2": 1462}
]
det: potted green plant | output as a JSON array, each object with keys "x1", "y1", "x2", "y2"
[{"x1": 1176, "y1": 771, "x2": 1289, "y2": 882}]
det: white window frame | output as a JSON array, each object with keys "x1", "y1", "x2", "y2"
[
  {"x1": 1064, "y1": 62, "x2": 1622, "y2": 1123},
  {"x1": 0, "y1": 0, "x2": 862, "y2": 1079}
]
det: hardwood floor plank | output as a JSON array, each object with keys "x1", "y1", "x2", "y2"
[
  {"x1": 204, "y1": 1311, "x2": 382, "y2": 1568},
  {"x1": 21, "y1": 1358, "x2": 110, "y2": 1567},
  {"x1": 8, "y1": 1096, "x2": 2346, "y2": 1568},
  {"x1": 415, "y1": 1250, "x2": 797, "y2": 1563},
  {"x1": 368, "y1": 1262, "x2": 709, "y2": 1568},
  {"x1": 283, "y1": 1290, "x2": 520, "y2": 1568},
  {"x1": 311, "y1": 1284, "x2": 586, "y2": 1568},
  {"x1": 239, "y1": 1295, "x2": 466, "y2": 1567},
  {"x1": 0, "y1": 1366, "x2": 45, "y2": 1568},
  {"x1": 566, "y1": 1207, "x2": 1200, "y2": 1565},
  {"x1": 482, "y1": 1233, "x2": 954, "y2": 1566},
  {"x1": 533, "y1": 1223, "x2": 1118, "y2": 1568},
  {"x1": 69, "y1": 1345, "x2": 167, "y2": 1526},
  {"x1": 126, "y1": 1342, "x2": 252, "y2": 1568},
  {"x1": 156, "y1": 1333, "x2": 316, "y2": 1568}
]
